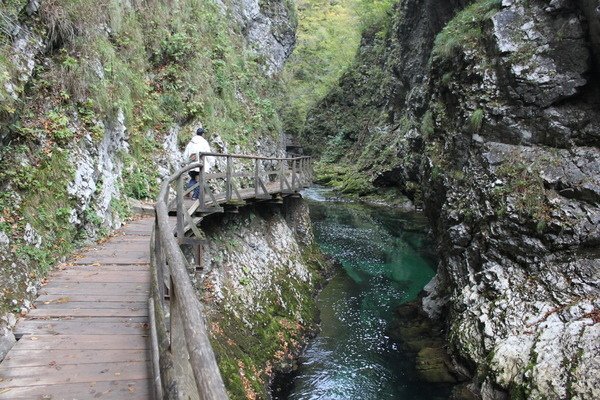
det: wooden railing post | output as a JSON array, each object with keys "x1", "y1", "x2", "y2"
[
  {"x1": 291, "y1": 159, "x2": 297, "y2": 190},
  {"x1": 254, "y1": 158, "x2": 259, "y2": 197},
  {"x1": 305, "y1": 157, "x2": 310, "y2": 186},
  {"x1": 226, "y1": 155, "x2": 232, "y2": 202},
  {"x1": 305, "y1": 158, "x2": 309, "y2": 185},
  {"x1": 176, "y1": 175, "x2": 185, "y2": 240},
  {"x1": 279, "y1": 159, "x2": 284, "y2": 192},
  {"x1": 154, "y1": 218, "x2": 166, "y2": 302},
  {"x1": 200, "y1": 156, "x2": 206, "y2": 210}
]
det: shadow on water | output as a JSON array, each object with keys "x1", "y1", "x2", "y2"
[{"x1": 272, "y1": 187, "x2": 452, "y2": 400}]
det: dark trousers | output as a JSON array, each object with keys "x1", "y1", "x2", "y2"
[{"x1": 188, "y1": 171, "x2": 200, "y2": 200}]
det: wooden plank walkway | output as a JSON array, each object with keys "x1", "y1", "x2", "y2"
[
  {"x1": 0, "y1": 218, "x2": 154, "y2": 400},
  {"x1": 176, "y1": 180, "x2": 296, "y2": 215}
]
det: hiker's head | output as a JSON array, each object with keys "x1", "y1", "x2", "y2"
[{"x1": 196, "y1": 127, "x2": 205, "y2": 136}]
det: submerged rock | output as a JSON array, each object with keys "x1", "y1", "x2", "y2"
[
  {"x1": 390, "y1": 301, "x2": 466, "y2": 386},
  {"x1": 416, "y1": 347, "x2": 458, "y2": 383}
]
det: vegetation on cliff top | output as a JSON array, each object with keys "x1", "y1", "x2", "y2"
[
  {"x1": 279, "y1": 0, "x2": 396, "y2": 138},
  {"x1": 292, "y1": 11, "x2": 393, "y2": 198},
  {"x1": 432, "y1": 0, "x2": 502, "y2": 62}
]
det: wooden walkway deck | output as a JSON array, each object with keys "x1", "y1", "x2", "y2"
[{"x1": 0, "y1": 218, "x2": 154, "y2": 400}]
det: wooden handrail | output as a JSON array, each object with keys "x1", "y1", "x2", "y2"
[
  {"x1": 150, "y1": 152, "x2": 312, "y2": 399},
  {"x1": 190, "y1": 152, "x2": 311, "y2": 161}
]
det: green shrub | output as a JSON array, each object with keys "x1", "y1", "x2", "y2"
[
  {"x1": 493, "y1": 158, "x2": 550, "y2": 231},
  {"x1": 46, "y1": 110, "x2": 75, "y2": 144}
]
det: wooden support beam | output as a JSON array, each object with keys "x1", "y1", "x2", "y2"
[{"x1": 223, "y1": 204, "x2": 239, "y2": 213}]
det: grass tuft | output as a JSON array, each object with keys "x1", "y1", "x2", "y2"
[
  {"x1": 469, "y1": 108, "x2": 485, "y2": 132},
  {"x1": 432, "y1": 0, "x2": 502, "y2": 62}
]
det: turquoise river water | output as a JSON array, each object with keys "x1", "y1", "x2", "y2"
[{"x1": 272, "y1": 187, "x2": 452, "y2": 400}]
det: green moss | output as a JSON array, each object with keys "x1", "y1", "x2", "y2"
[
  {"x1": 210, "y1": 272, "x2": 319, "y2": 399},
  {"x1": 314, "y1": 162, "x2": 375, "y2": 197},
  {"x1": 421, "y1": 110, "x2": 435, "y2": 138}
]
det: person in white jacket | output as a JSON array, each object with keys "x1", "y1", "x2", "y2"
[{"x1": 183, "y1": 127, "x2": 212, "y2": 200}]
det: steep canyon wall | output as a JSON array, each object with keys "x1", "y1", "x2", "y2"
[{"x1": 304, "y1": 0, "x2": 600, "y2": 398}]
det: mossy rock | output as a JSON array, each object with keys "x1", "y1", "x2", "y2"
[
  {"x1": 451, "y1": 383, "x2": 480, "y2": 400},
  {"x1": 390, "y1": 302, "x2": 446, "y2": 352},
  {"x1": 416, "y1": 346, "x2": 458, "y2": 383}
]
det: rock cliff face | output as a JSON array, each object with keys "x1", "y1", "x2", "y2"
[
  {"x1": 305, "y1": 0, "x2": 600, "y2": 398},
  {"x1": 224, "y1": 0, "x2": 297, "y2": 75},
  {"x1": 186, "y1": 198, "x2": 325, "y2": 399}
]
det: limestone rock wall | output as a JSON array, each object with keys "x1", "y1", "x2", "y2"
[
  {"x1": 187, "y1": 198, "x2": 323, "y2": 399},
  {"x1": 222, "y1": 0, "x2": 297, "y2": 75},
  {"x1": 422, "y1": 1, "x2": 600, "y2": 397}
]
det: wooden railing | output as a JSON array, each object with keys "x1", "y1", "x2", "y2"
[{"x1": 150, "y1": 153, "x2": 312, "y2": 399}]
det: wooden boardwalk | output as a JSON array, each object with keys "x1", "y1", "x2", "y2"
[{"x1": 0, "y1": 218, "x2": 154, "y2": 400}]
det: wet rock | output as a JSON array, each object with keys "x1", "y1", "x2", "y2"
[
  {"x1": 422, "y1": 274, "x2": 448, "y2": 320},
  {"x1": 391, "y1": 301, "x2": 466, "y2": 386},
  {"x1": 451, "y1": 383, "x2": 480, "y2": 400},
  {"x1": 416, "y1": 347, "x2": 458, "y2": 383}
]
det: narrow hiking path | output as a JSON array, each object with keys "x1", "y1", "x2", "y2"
[{"x1": 0, "y1": 218, "x2": 154, "y2": 399}]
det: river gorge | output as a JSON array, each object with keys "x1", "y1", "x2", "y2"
[
  {"x1": 0, "y1": 0, "x2": 598, "y2": 398},
  {"x1": 272, "y1": 188, "x2": 453, "y2": 399}
]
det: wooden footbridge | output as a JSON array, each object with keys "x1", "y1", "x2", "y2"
[{"x1": 0, "y1": 153, "x2": 311, "y2": 399}]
